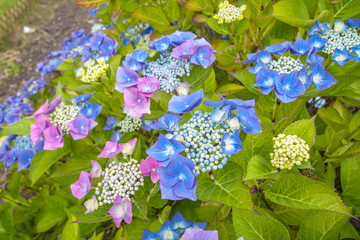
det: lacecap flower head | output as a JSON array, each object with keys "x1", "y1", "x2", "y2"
[
  {"x1": 214, "y1": 1, "x2": 246, "y2": 24},
  {"x1": 307, "y1": 18, "x2": 360, "y2": 65},
  {"x1": 245, "y1": 37, "x2": 337, "y2": 102}
]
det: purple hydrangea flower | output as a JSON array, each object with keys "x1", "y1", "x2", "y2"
[
  {"x1": 108, "y1": 196, "x2": 133, "y2": 228},
  {"x1": 115, "y1": 67, "x2": 139, "y2": 93},
  {"x1": 80, "y1": 101, "x2": 102, "y2": 120},
  {"x1": 124, "y1": 88, "x2": 151, "y2": 118},
  {"x1": 103, "y1": 116, "x2": 118, "y2": 130},
  {"x1": 43, "y1": 125, "x2": 64, "y2": 150},
  {"x1": 157, "y1": 155, "x2": 197, "y2": 201},
  {"x1": 180, "y1": 228, "x2": 218, "y2": 240},
  {"x1": 67, "y1": 114, "x2": 98, "y2": 140},
  {"x1": 111, "y1": 131, "x2": 122, "y2": 142},
  {"x1": 167, "y1": 31, "x2": 197, "y2": 47},
  {"x1": 140, "y1": 156, "x2": 162, "y2": 183},
  {"x1": 30, "y1": 114, "x2": 51, "y2": 144},
  {"x1": 70, "y1": 171, "x2": 93, "y2": 199},
  {"x1": 137, "y1": 77, "x2": 160, "y2": 97},
  {"x1": 176, "y1": 82, "x2": 190, "y2": 95}
]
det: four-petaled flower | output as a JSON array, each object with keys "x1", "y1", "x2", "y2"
[
  {"x1": 70, "y1": 171, "x2": 93, "y2": 199},
  {"x1": 67, "y1": 113, "x2": 98, "y2": 140},
  {"x1": 140, "y1": 156, "x2": 162, "y2": 183},
  {"x1": 108, "y1": 195, "x2": 133, "y2": 228},
  {"x1": 97, "y1": 141, "x2": 123, "y2": 158}
]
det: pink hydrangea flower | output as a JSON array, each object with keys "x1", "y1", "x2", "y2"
[
  {"x1": 30, "y1": 114, "x2": 51, "y2": 144},
  {"x1": 70, "y1": 171, "x2": 93, "y2": 199},
  {"x1": 108, "y1": 195, "x2": 133, "y2": 228},
  {"x1": 43, "y1": 125, "x2": 64, "y2": 150},
  {"x1": 140, "y1": 156, "x2": 162, "y2": 183},
  {"x1": 90, "y1": 160, "x2": 101, "y2": 178},
  {"x1": 119, "y1": 138, "x2": 137, "y2": 157},
  {"x1": 137, "y1": 77, "x2": 160, "y2": 97},
  {"x1": 84, "y1": 195, "x2": 98, "y2": 214},
  {"x1": 27, "y1": 100, "x2": 49, "y2": 119},
  {"x1": 97, "y1": 141, "x2": 123, "y2": 158},
  {"x1": 124, "y1": 88, "x2": 151, "y2": 118}
]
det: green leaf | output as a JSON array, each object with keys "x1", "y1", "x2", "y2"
[
  {"x1": 1, "y1": 118, "x2": 35, "y2": 135},
  {"x1": 334, "y1": 0, "x2": 360, "y2": 20},
  {"x1": 340, "y1": 222, "x2": 360, "y2": 240},
  {"x1": 133, "y1": 6, "x2": 169, "y2": 31},
  {"x1": 274, "y1": 99, "x2": 307, "y2": 134},
  {"x1": 282, "y1": 118, "x2": 316, "y2": 147},
  {"x1": 265, "y1": 174, "x2": 351, "y2": 215},
  {"x1": 196, "y1": 162, "x2": 253, "y2": 210},
  {"x1": 182, "y1": 65, "x2": 213, "y2": 91},
  {"x1": 164, "y1": 0, "x2": 180, "y2": 22},
  {"x1": 36, "y1": 196, "x2": 68, "y2": 232},
  {"x1": 233, "y1": 207, "x2": 291, "y2": 240},
  {"x1": 341, "y1": 156, "x2": 360, "y2": 206},
  {"x1": 238, "y1": 126, "x2": 274, "y2": 168},
  {"x1": 207, "y1": 18, "x2": 232, "y2": 35},
  {"x1": 132, "y1": 196, "x2": 148, "y2": 220},
  {"x1": 244, "y1": 155, "x2": 280, "y2": 181},
  {"x1": 273, "y1": 0, "x2": 315, "y2": 27},
  {"x1": 76, "y1": 205, "x2": 112, "y2": 224},
  {"x1": 204, "y1": 69, "x2": 217, "y2": 94},
  {"x1": 30, "y1": 136, "x2": 72, "y2": 185},
  {"x1": 296, "y1": 211, "x2": 349, "y2": 240},
  {"x1": 74, "y1": 0, "x2": 106, "y2": 9},
  {"x1": 8, "y1": 170, "x2": 20, "y2": 199},
  {"x1": 272, "y1": 205, "x2": 309, "y2": 226},
  {"x1": 0, "y1": 203, "x2": 14, "y2": 239},
  {"x1": 61, "y1": 215, "x2": 80, "y2": 240},
  {"x1": 232, "y1": 70, "x2": 261, "y2": 95}
]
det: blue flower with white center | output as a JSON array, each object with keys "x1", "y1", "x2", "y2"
[
  {"x1": 290, "y1": 38, "x2": 311, "y2": 56},
  {"x1": 236, "y1": 107, "x2": 262, "y2": 134},
  {"x1": 80, "y1": 101, "x2": 102, "y2": 120},
  {"x1": 146, "y1": 134, "x2": 185, "y2": 167},
  {"x1": 307, "y1": 21, "x2": 331, "y2": 36},
  {"x1": 334, "y1": 20, "x2": 348, "y2": 33},
  {"x1": 168, "y1": 89, "x2": 204, "y2": 114},
  {"x1": 274, "y1": 71, "x2": 306, "y2": 103},
  {"x1": 308, "y1": 34, "x2": 328, "y2": 51},
  {"x1": 331, "y1": 48, "x2": 355, "y2": 66},
  {"x1": 221, "y1": 129, "x2": 242, "y2": 155},
  {"x1": 132, "y1": 49, "x2": 148, "y2": 62},
  {"x1": 71, "y1": 92, "x2": 95, "y2": 105},
  {"x1": 151, "y1": 113, "x2": 183, "y2": 131},
  {"x1": 211, "y1": 105, "x2": 231, "y2": 125},
  {"x1": 254, "y1": 69, "x2": 277, "y2": 94},
  {"x1": 155, "y1": 220, "x2": 181, "y2": 240},
  {"x1": 142, "y1": 230, "x2": 158, "y2": 240},
  {"x1": 157, "y1": 155, "x2": 197, "y2": 201},
  {"x1": 149, "y1": 36, "x2": 172, "y2": 53},
  {"x1": 309, "y1": 64, "x2": 337, "y2": 90},
  {"x1": 171, "y1": 212, "x2": 192, "y2": 231}
]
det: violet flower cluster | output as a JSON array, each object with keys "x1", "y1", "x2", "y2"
[
  {"x1": 142, "y1": 212, "x2": 217, "y2": 240},
  {"x1": 245, "y1": 36, "x2": 337, "y2": 102},
  {"x1": 144, "y1": 90, "x2": 261, "y2": 201},
  {"x1": 0, "y1": 134, "x2": 43, "y2": 171},
  {"x1": 29, "y1": 94, "x2": 101, "y2": 150},
  {"x1": 0, "y1": 94, "x2": 33, "y2": 126},
  {"x1": 307, "y1": 18, "x2": 360, "y2": 66}
]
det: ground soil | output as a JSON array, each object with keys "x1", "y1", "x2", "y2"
[{"x1": 0, "y1": 0, "x2": 97, "y2": 102}]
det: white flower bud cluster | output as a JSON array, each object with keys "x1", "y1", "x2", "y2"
[
  {"x1": 322, "y1": 28, "x2": 360, "y2": 55},
  {"x1": 95, "y1": 159, "x2": 144, "y2": 206},
  {"x1": 214, "y1": 1, "x2": 246, "y2": 23},
  {"x1": 270, "y1": 134, "x2": 310, "y2": 169},
  {"x1": 116, "y1": 115, "x2": 142, "y2": 133},
  {"x1": 77, "y1": 58, "x2": 109, "y2": 83},
  {"x1": 267, "y1": 56, "x2": 304, "y2": 74},
  {"x1": 91, "y1": 23, "x2": 107, "y2": 34},
  {"x1": 49, "y1": 104, "x2": 80, "y2": 134}
]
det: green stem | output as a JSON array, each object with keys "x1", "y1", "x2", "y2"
[
  {"x1": 272, "y1": 97, "x2": 278, "y2": 122},
  {"x1": 3, "y1": 196, "x2": 30, "y2": 207}
]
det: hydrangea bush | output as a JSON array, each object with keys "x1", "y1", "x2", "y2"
[{"x1": 1, "y1": 0, "x2": 360, "y2": 239}]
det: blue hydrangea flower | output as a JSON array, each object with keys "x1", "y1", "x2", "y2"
[
  {"x1": 146, "y1": 134, "x2": 185, "y2": 166},
  {"x1": 308, "y1": 18, "x2": 360, "y2": 65},
  {"x1": 71, "y1": 92, "x2": 95, "y2": 105},
  {"x1": 157, "y1": 155, "x2": 197, "y2": 201},
  {"x1": 150, "y1": 113, "x2": 183, "y2": 131},
  {"x1": 103, "y1": 116, "x2": 118, "y2": 130},
  {"x1": 149, "y1": 36, "x2": 172, "y2": 52},
  {"x1": 110, "y1": 131, "x2": 122, "y2": 142},
  {"x1": 80, "y1": 101, "x2": 102, "y2": 120},
  {"x1": 309, "y1": 64, "x2": 337, "y2": 90},
  {"x1": 155, "y1": 220, "x2": 181, "y2": 240},
  {"x1": 168, "y1": 89, "x2": 204, "y2": 113},
  {"x1": 171, "y1": 212, "x2": 192, "y2": 231},
  {"x1": 142, "y1": 230, "x2": 158, "y2": 240},
  {"x1": 221, "y1": 129, "x2": 242, "y2": 155}
]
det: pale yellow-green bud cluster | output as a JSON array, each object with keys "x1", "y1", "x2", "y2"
[
  {"x1": 214, "y1": 1, "x2": 246, "y2": 24},
  {"x1": 270, "y1": 134, "x2": 310, "y2": 169},
  {"x1": 77, "y1": 57, "x2": 109, "y2": 83},
  {"x1": 49, "y1": 104, "x2": 81, "y2": 134},
  {"x1": 135, "y1": 35, "x2": 156, "y2": 58}
]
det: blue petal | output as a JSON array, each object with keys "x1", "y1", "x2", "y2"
[
  {"x1": 290, "y1": 38, "x2": 311, "y2": 56},
  {"x1": 221, "y1": 130, "x2": 242, "y2": 155},
  {"x1": 159, "y1": 183, "x2": 184, "y2": 200},
  {"x1": 155, "y1": 220, "x2": 181, "y2": 240},
  {"x1": 18, "y1": 150, "x2": 33, "y2": 170},
  {"x1": 265, "y1": 42, "x2": 291, "y2": 55},
  {"x1": 237, "y1": 108, "x2": 262, "y2": 134},
  {"x1": 171, "y1": 212, "x2": 192, "y2": 231},
  {"x1": 309, "y1": 64, "x2": 337, "y2": 91},
  {"x1": 103, "y1": 116, "x2": 118, "y2": 130},
  {"x1": 158, "y1": 166, "x2": 180, "y2": 187},
  {"x1": 351, "y1": 45, "x2": 360, "y2": 62},
  {"x1": 173, "y1": 179, "x2": 197, "y2": 201},
  {"x1": 334, "y1": 20, "x2": 348, "y2": 32},
  {"x1": 249, "y1": 61, "x2": 265, "y2": 75},
  {"x1": 110, "y1": 131, "x2": 122, "y2": 142},
  {"x1": 308, "y1": 35, "x2": 328, "y2": 51},
  {"x1": 331, "y1": 48, "x2": 354, "y2": 66},
  {"x1": 168, "y1": 89, "x2": 204, "y2": 114},
  {"x1": 211, "y1": 105, "x2": 230, "y2": 125},
  {"x1": 256, "y1": 50, "x2": 272, "y2": 64},
  {"x1": 298, "y1": 68, "x2": 311, "y2": 89},
  {"x1": 254, "y1": 69, "x2": 277, "y2": 94},
  {"x1": 132, "y1": 50, "x2": 148, "y2": 62},
  {"x1": 347, "y1": 17, "x2": 360, "y2": 28},
  {"x1": 142, "y1": 230, "x2": 157, "y2": 240}
]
